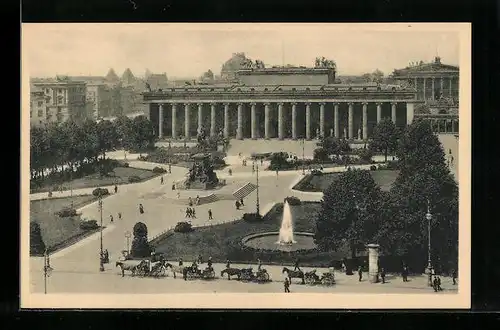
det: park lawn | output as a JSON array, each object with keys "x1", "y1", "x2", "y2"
[
  {"x1": 153, "y1": 202, "x2": 353, "y2": 267},
  {"x1": 298, "y1": 170, "x2": 399, "y2": 193},
  {"x1": 30, "y1": 195, "x2": 104, "y2": 253},
  {"x1": 33, "y1": 166, "x2": 160, "y2": 193}
]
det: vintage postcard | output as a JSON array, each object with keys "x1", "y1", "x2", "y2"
[{"x1": 21, "y1": 23, "x2": 471, "y2": 309}]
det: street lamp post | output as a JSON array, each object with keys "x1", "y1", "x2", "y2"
[
  {"x1": 43, "y1": 248, "x2": 53, "y2": 294},
  {"x1": 425, "y1": 199, "x2": 433, "y2": 286},
  {"x1": 124, "y1": 231, "x2": 131, "y2": 255},
  {"x1": 301, "y1": 138, "x2": 305, "y2": 175},
  {"x1": 255, "y1": 161, "x2": 260, "y2": 215},
  {"x1": 98, "y1": 193, "x2": 105, "y2": 272}
]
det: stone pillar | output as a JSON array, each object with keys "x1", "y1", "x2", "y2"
[
  {"x1": 223, "y1": 103, "x2": 229, "y2": 138},
  {"x1": 366, "y1": 244, "x2": 380, "y2": 283},
  {"x1": 362, "y1": 102, "x2": 368, "y2": 140},
  {"x1": 171, "y1": 103, "x2": 177, "y2": 139},
  {"x1": 334, "y1": 103, "x2": 339, "y2": 138},
  {"x1": 237, "y1": 103, "x2": 243, "y2": 140},
  {"x1": 449, "y1": 77, "x2": 453, "y2": 97},
  {"x1": 264, "y1": 103, "x2": 270, "y2": 139},
  {"x1": 158, "y1": 104, "x2": 164, "y2": 139},
  {"x1": 348, "y1": 102, "x2": 354, "y2": 139},
  {"x1": 292, "y1": 103, "x2": 297, "y2": 140},
  {"x1": 305, "y1": 103, "x2": 311, "y2": 140},
  {"x1": 423, "y1": 78, "x2": 427, "y2": 100},
  {"x1": 431, "y1": 77, "x2": 435, "y2": 100},
  {"x1": 391, "y1": 102, "x2": 397, "y2": 124},
  {"x1": 278, "y1": 102, "x2": 284, "y2": 140},
  {"x1": 184, "y1": 103, "x2": 190, "y2": 139},
  {"x1": 210, "y1": 103, "x2": 216, "y2": 137},
  {"x1": 440, "y1": 77, "x2": 444, "y2": 97},
  {"x1": 319, "y1": 102, "x2": 325, "y2": 138},
  {"x1": 406, "y1": 102, "x2": 414, "y2": 125},
  {"x1": 376, "y1": 103, "x2": 382, "y2": 124},
  {"x1": 197, "y1": 103, "x2": 203, "y2": 134},
  {"x1": 250, "y1": 103, "x2": 257, "y2": 139}
]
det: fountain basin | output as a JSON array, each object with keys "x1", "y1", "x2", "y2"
[{"x1": 242, "y1": 232, "x2": 317, "y2": 252}]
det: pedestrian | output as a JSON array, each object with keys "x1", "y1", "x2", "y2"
[
  {"x1": 451, "y1": 156, "x2": 454, "y2": 166},
  {"x1": 284, "y1": 277, "x2": 290, "y2": 293},
  {"x1": 178, "y1": 258, "x2": 183, "y2": 266},
  {"x1": 433, "y1": 276, "x2": 439, "y2": 292},
  {"x1": 185, "y1": 208, "x2": 190, "y2": 218},
  {"x1": 207, "y1": 257, "x2": 213, "y2": 269},
  {"x1": 452, "y1": 269, "x2": 457, "y2": 285},
  {"x1": 276, "y1": 169, "x2": 279, "y2": 177},
  {"x1": 358, "y1": 265, "x2": 363, "y2": 282},
  {"x1": 109, "y1": 214, "x2": 114, "y2": 223},
  {"x1": 226, "y1": 259, "x2": 231, "y2": 269},
  {"x1": 192, "y1": 208, "x2": 196, "y2": 218},
  {"x1": 196, "y1": 195, "x2": 200, "y2": 205},
  {"x1": 168, "y1": 164, "x2": 172, "y2": 174},
  {"x1": 260, "y1": 159, "x2": 263, "y2": 166},
  {"x1": 197, "y1": 254, "x2": 203, "y2": 264},
  {"x1": 235, "y1": 200, "x2": 240, "y2": 210},
  {"x1": 208, "y1": 209, "x2": 213, "y2": 220},
  {"x1": 118, "y1": 212, "x2": 122, "y2": 221},
  {"x1": 177, "y1": 191, "x2": 180, "y2": 199},
  {"x1": 293, "y1": 258, "x2": 300, "y2": 271},
  {"x1": 228, "y1": 168, "x2": 232, "y2": 176},
  {"x1": 160, "y1": 176, "x2": 164, "y2": 185},
  {"x1": 380, "y1": 268, "x2": 386, "y2": 284},
  {"x1": 240, "y1": 198, "x2": 244, "y2": 206},
  {"x1": 114, "y1": 185, "x2": 118, "y2": 194},
  {"x1": 139, "y1": 204, "x2": 144, "y2": 214},
  {"x1": 188, "y1": 197, "x2": 193, "y2": 207},
  {"x1": 402, "y1": 264, "x2": 408, "y2": 282},
  {"x1": 252, "y1": 164, "x2": 255, "y2": 173},
  {"x1": 172, "y1": 183, "x2": 176, "y2": 190}
]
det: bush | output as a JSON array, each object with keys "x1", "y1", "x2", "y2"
[
  {"x1": 130, "y1": 236, "x2": 152, "y2": 258},
  {"x1": 370, "y1": 165, "x2": 377, "y2": 171},
  {"x1": 174, "y1": 221, "x2": 194, "y2": 233},
  {"x1": 56, "y1": 207, "x2": 77, "y2": 217},
  {"x1": 121, "y1": 162, "x2": 130, "y2": 168},
  {"x1": 30, "y1": 221, "x2": 46, "y2": 255},
  {"x1": 92, "y1": 187, "x2": 109, "y2": 197},
  {"x1": 311, "y1": 169, "x2": 323, "y2": 176},
  {"x1": 80, "y1": 219, "x2": 99, "y2": 230},
  {"x1": 285, "y1": 196, "x2": 302, "y2": 206},
  {"x1": 313, "y1": 148, "x2": 329, "y2": 162},
  {"x1": 357, "y1": 148, "x2": 373, "y2": 163},
  {"x1": 152, "y1": 166, "x2": 167, "y2": 174},
  {"x1": 242, "y1": 213, "x2": 263, "y2": 223},
  {"x1": 386, "y1": 160, "x2": 400, "y2": 170},
  {"x1": 128, "y1": 175, "x2": 141, "y2": 183},
  {"x1": 133, "y1": 222, "x2": 148, "y2": 238}
]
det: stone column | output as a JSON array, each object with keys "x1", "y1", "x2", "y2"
[
  {"x1": 305, "y1": 103, "x2": 311, "y2": 140},
  {"x1": 449, "y1": 77, "x2": 453, "y2": 97},
  {"x1": 366, "y1": 244, "x2": 380, "y2": 283},
  {"x1": 223, "y1": 103, "x2": 229, "y2": 138},
  {"x1": 431, "y1": 77, "x2": 435, "y2": 100},
  {"x1": 184, "y1": 103, "x2": 190, "y2": 139},
  {"x1": 250, "y1": 103, "x2": 257, "y2": 139},
  {"x1": 423, "y1": 78, "x2": 427, "y2": 100},
  {"x1": 348, "y1": 102, "x2": 354, "y2": 139},
  {"x1": 362, "y1": 102, "x2": 368, "y2": 140},
  {"x1": 237, "y1": 103, "x2": 243, "y2": 140},
  {"x1": 376, "y1": 103, "x2": 382, "y2": 124},
  {"x1": 319, "y1": 102, "x2": 325, "y2": 138},
  {"x1": 197, "y1": 103, "x2": 203, "y2": 134},
  {"x1": 406, "y1": 102, "x2": 414, "y2": 125},
  {"x1": 158, "y1": 104, "x2": 164, "y2": 139},
  {"x1": 210, "y1": 103, "x2": 216, "y2": 137},
  {"x1": 278, "y1": 102, "x2": 284, "y2": 140},
  {"x1": 171, "y1": 103, "x2": 177, "y2": 139},
  {"x1": 264, "y1": 103, "x2": 270, "y2": 139},
  {"x1": 334, "y1": 103, "x2": 339, "y2": 138},
  {"x1": 292, "y1": 102, "x2": 297, "y2": 140},
  {"x1": 391, "y1": 102, "x2": 397, "y2": 124},
  {"x1": 440, "y1": 77, "x2": 444, "y2": 97}
]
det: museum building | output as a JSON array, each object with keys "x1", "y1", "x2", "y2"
[{"x1": 142, "y1": 67, "x2": 422, "y2": 141}]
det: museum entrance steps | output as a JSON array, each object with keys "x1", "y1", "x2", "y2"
[{"x1": 226, "y1": 138, "x2": 320, "y2": 158}]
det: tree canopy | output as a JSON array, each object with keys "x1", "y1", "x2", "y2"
[{"x1": 369, "y1": 119, "x2": 399, "y2": 162}]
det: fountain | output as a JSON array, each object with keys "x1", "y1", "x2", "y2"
[{"x1": 277, "y1": 201, "x2": 296, "y2": 245}]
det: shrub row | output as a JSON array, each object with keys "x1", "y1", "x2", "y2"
[
  {"x1": 80, "y1": 219, "x2": 99, "y2": 230},
  {"x1": 92, "y1": 187, "x2": 109, "y2": 197},
  {"x1": 242, "y1": 213, "x2": 263, "y2": 223},
  {"x1": 128, "y1": 175, "x2": 141, "y2": 183},
  {"x1": 56, "y1": 207, "x2": 77, "y2": 217},
  {"x1": 174, "y1": 221, "x2": 194, "y2": 233},
  {"x1": 152, "y1": 166, "x2": 167, "y2": 174}
]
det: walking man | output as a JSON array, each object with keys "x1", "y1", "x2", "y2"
[
  {"x1": 118, "y1": 212, "x2": 122, "y2": 221},
  {"x1": 240, "y1": 198, "x2": 244, "y2": 207},
  {"x1": 109, "y1": 214, "x2": 114, "y2": 223},
  {"x1": 380, "y1": 268, "x2": 386, "y2": 284},
  {"x1": 160, "y1": 176, "x2": 164, "y2": 185},
  {"x1": 452, "y1": 269, "x2": 457, "y2": 285},
  {"x1": 177, "y1": 191, "x2": 180, "y2": 199},
  {"x1": 235, "y1": 200, "x2": 240, "y2": 210},
  {"x1": 284, "y1": 277, "x2": 290, "y2": 293},
  {"x1": 139, "y1": 204, "x2": 144, "y2": 214},
  {"x1": 358, "y1": 265, "x2": 363, "y2": 282},
  {"x1": 208, "y1": 209, "x2": 213, "y2": 220},
  {"x1": 402, "y1": 265, "x2": 408, "y2": 282},
  {"x1": 114, "y1": 185, "x2": 118, "y2": 194}
]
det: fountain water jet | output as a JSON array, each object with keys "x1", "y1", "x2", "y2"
[{"x1": 277, "y1": 201, "x2": 296, "y2": 245}]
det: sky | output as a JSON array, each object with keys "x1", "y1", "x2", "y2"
[{"x1": 23, "y1": 23, "x2": 461, "y2": 79}]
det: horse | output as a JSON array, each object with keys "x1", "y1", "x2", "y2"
[
  {"x1": 149, "y1": 260, "x2": 171, "y2": 278},
  {"x1": 282, "y1": 267, "x2": 305, "y2": 284},
  {"x1": 116, "y1": 260, "x2": 142, "y2": 277},
  {"x1": 221, "y1": 267, "x2": 242, "y2": 280}
]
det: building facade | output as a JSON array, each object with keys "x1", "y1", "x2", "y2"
[
  {"x1": 30, "y1": 77, "x2": 87, "y2": 126},
  {"x1": 391, "y1": 57, "x2": 459, "y2": 134},
  {"x1": 86, "y1": 83, "x2": 112, "y2": 120},
  {"x1": 143, "y1": 68, "x2": 421, "y2": 141}
]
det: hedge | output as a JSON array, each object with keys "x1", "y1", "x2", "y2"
[
  {"x1": 174, "y1": 221, "x2": 194, "y2": 233},
  {"x1": 92, "y1": 187, "x2": 109, "y2": 197},
  {"x1": 80, "y1": 219, "x2": 99, "y2": 230},
  {"x1": 242, "y1": 213, "x2": 263, "y2": 223},
  {"x1": 128, "y1": 175, "x2": 141, "y2": 183},
  {"x1": 284, "y1": 196, "x2": 302, "y2": 206},
  {"x1": 56, "y1": 207, "x2": 77, "y2": 217},
  {"x1": 152, "y1": 166, "x2": 167, "y2": 174}
]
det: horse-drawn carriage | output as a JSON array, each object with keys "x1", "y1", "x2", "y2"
[
  {"x1": 304, "y1": 269, "x2": 336, "y2": 286},
  {"x1": 184, "y1": 266, "x2": 216, "y2": 280},
  {"x1": 240, "y1": 267, "x2": 271, "y2": 282},
  {"x1": 115, "y1": 253, "x2": 169, "y2": 278}
]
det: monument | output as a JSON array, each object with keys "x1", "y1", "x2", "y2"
[{"x1": 366, "y1": 244, "x2": 380, "y2": 283}]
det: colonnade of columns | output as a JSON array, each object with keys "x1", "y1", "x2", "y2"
[
  {"x1": 156, "y1": 101, "x2": 415, "y2": 140},
  {"x1": 413, "y1": 76, "x2": 459, "y2": 101},
  {"x1": 428, "y1": 117, "x2": 459, "y2": 134}
]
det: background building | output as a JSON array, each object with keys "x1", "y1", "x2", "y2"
[
  {"x1": 30, "y1": 76, "x2": 87, "y2": 126},
  {"x1": 86, "y1": 83, "x2": 112, "y2": 120}
]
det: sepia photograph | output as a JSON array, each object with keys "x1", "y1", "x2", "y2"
[{"x1": 21, "y1": 23, "x2": 471, "y2": 309}]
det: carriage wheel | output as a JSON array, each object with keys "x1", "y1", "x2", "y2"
[
  {"x1": 305, "y1": 276, "x2": 315, "y2": 285},
  {"x1": 159, "y1": 267, "x2": 166, "y2": 277},
  {"x1": 208, "y1": 270, "x2": 215, "y2": 279},
  {"x1": 260, "y1": 272, "x2": 270, "y2": 282}
]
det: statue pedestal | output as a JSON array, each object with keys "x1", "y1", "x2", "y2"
[{"x1": 366, "y1": 244, "x2": 380, "y2": 283}]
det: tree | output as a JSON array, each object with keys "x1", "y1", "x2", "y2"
[
  {"x1": 131, "y1": 222, "x2": 151, "y2": 258},
  {"x1": 313, "y1": 148, "x2": 329, "y2": 162},
  {"x1": 369, "y1": 119, "x2": 399, "y2": 162},
  {"x1": 96, "y1": 120, "x2": 118, "y2": 160},
  {"x1": 372, "y1": 69, "x2": 384, "y2": 83},
  {"x1": 129, "y1": 116, "x2": 155, "y2": 153},
  {"x1": 269, "y1": 152, "x2": 289, "y2": 170},
  {"x1": 30, "y1": 221, "x2": 46, "y2": 256},
  {"x1": 315, "y1": 169, "x2": 383, "y2": 257},
  {"x1": 113, "y1": 115, "x2": 134, "y2": 150}
]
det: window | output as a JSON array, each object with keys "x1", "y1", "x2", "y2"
[
  {"x1": 37, "y1": 101, "x2": 43, "y2": 107},
  {"x1": 264, "y1": 88, "x2": 268, "y2": 91},
  {"x1": 37, "y1": 110, "x2": 43, "y2": 117}
]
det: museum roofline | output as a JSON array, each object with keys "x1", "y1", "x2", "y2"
[{"x1": 236, "y1": 67, "x2": 334, "y2": 75}]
